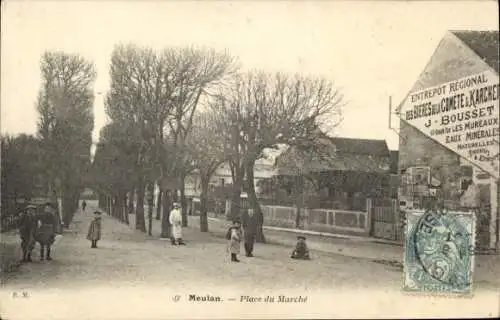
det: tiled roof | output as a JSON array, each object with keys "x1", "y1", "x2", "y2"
[
  {"x1": 275, "y1": 136, "x2": 391, "y2": 174},
  {"x1": 451, "y1": 30, "x2": 499, "y2": 73},
  {"x1": 327, "y1": 137, "x2": 390, "y2": 157}
]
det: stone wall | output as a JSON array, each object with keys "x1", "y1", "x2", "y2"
[{"x1": 259, "y1": 204, "x2": 370, "y2": 236}]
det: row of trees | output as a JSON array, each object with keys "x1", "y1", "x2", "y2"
[
  {"x1": 1, "y1": 134, "x2": 43, "y2": 219},
  {"x1": 2, "y1": 51, "x2": 96, "y2": 229},
  {"x1": 91, "y1": 43, "x2": 344, "y2": 241}
]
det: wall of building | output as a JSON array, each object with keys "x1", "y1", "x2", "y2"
[
  {"x1": 398, "y1": 32, "x2": 499, "y2": 249},
  {"x1": 404, "y1": 33, "x2": 492, "y2": 93},
  {"x1": 399, "y1": 32, "x2": 494, "y2": 202},
  {"x1": 184, "y1": 160, "x2": 278, "y2": 198},
  {"x1": 399, "y1": 120, "x2": 463, "y2": 206}
]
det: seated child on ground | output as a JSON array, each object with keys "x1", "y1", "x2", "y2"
[{"x1": 291, "y1": 235, "x2": 310, "y2": 260}]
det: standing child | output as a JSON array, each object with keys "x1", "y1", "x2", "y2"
[
  {"x1": 227, "y1": 220, "x2": 242, "y2": 262},
  {"x1": 87, "y1": 211, "x2": 102, "y2": 248},
  {"x1": 291, "y1": 236, "x2": 311, "y2": 260}
]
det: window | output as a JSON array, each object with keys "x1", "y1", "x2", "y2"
[{"x1": 460, "y1": 165, "x2": 473, "y2": 191}]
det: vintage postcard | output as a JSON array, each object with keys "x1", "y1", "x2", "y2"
[{"x1": 1, "y1": 0, "x2": 499, "y2": 319}]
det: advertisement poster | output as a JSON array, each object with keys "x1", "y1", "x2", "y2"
[{"x1": 400, "y1": 71, "x2": 499, "y2": 179}]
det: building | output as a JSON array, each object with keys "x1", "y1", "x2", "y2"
[
  {"x1": 274, "y1": 135, "x2": 392, "y2": 211},
  {"x1": 396, "y1": 30, "x2": 499, "y2": 250},
  {"x1": 184, "y1": 147, "x2": 283, "y2": 199}
]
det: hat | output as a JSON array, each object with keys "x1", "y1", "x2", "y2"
[
  {"x1": 232, "y1": 220, "x2": 241, "y2": 224},
  {"x1": 297, "y1": 235, "x2": 306, "y2": 240},
  {"x1": 94, "y1": 211, "x2": 102, "y2": 215},
  {"x1": 25, "y1": 205, "x2": 37, "y2": 210},
  {"x1": 173, "y1": 202, "x2": 180, "y2": 207}
]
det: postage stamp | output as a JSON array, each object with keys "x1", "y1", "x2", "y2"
[{"x1": 403, "y1": 209, "x2": 476, "y2": 295}]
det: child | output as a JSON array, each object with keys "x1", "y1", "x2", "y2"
[
  {"x1": 87, "y1": 211, "x2": 102, "y2": 248},
  {"x1": 227, "y1": 220, "x2": 242, "y2": 262},
  {"x1": 291, "y1": 235, "x2": 310, "y2": 260}
]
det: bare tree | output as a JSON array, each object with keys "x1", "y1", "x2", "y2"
[
  {"x1": 211, "y1": 71, "x2": 343, "y2": 242},
  {"x1": 104, "y1": 43, "x2": 173, "y2": 232},
  {"x1": 186, "y1": 111, "x2": 227, "y2": 232},
  {"x1": 159, "y1": 47, "x2": 238, "y2": 230},
  {"x1": 102, "y1": 44, "x2": 237, "y2": 238}
]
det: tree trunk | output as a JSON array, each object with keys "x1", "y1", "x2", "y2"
[
  {"x1": 200, "y1": 177, "x2": 210, "y2": 232},
  {"x1": 246, "y1": 162, "x2": 266, "y2": 243},
  {"x1": 156, "y1": 189, "x2": 162, "y2": 220},
  {"x1": 123, "y1": 193, "x2": 129, "y2": 224},
  {"x1": 114, "y1": 194, "x2": 123, "y2": 222},
  {"x1": 229, "y1": 168, "x2": 244, "y2": 222},
  {"x1": 161, "y1": 189, "x2": 172, "y2": 238},
  {"x1": 107, "y1": 195, "x2": 112, "y2": 216},
  {"x1": 61, "y1": 186, "x2": 72, "y2": 228},
  {"x1": 294, "y1": 175, "x2": 304, "y2": 228},
  {"x1": 128, "y1": 189, "x2": 135, "y2": 214},
  {"x1": 98, "y1": 193, "x2": 104, "y2": 209},
  {"x1": 294, "y1": 175, "x2": 304, "y2": 229},
  {"x1": 135, "y1": 177, "x2": 146, "y2": 232},
  {"x1": 180, "y1": 176, "x2": 188, "y2": 227},
  {"x1": 147, "y1": 183, "x2": 154, "y2": 236}
]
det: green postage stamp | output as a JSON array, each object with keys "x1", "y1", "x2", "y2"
[{"x1": 403, "y1": 209, "x2": 476, "y2": 295}]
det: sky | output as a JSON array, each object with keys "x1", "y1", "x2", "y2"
[{"x1": 1, "y1": 0, "x2": 498, "y2": 153}]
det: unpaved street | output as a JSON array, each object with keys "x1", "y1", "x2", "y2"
[{"x1": 1, "y1": 204, "x2": 499, "y2": 319}]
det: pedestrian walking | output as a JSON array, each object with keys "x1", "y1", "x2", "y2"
[
  {"x1": 17, "y1": 205, "x2": 37, "y2": 262},
  {"x1": 87, "y1": 211, "x2": 102, "y2": 248},
  {"x1": 227, "y1": 220, "x2": 242, "y2": 262},
  {"x1": 35, "y1": 202, "x2": 57, "y2": 261},
  {"x1": 242, "y1": 209, "x2": 258, "y2": 257},
  {"x1": 82, "y1": 200, "x2": 87, "y2": 212},
  {"x1": 291, "y1": 236, "x2": 311, "y2": 260},
  {"x1": 169, "y1": 203, "x2": 185, "y2": 245}
]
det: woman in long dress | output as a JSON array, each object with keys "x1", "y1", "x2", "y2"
[{"x1": 169, "y1": 203, "x2": 185, "y2": 245}]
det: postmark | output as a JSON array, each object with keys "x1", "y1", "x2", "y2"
[{"x1": 403, "y1": 209, "x2": 475, "y2": 295}]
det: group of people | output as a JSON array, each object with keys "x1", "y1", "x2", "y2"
[
  {"x1": 17, "y1": 202, "x2": 59, "y2": 262},
  {"x1": 84, "y1": 201, "x2": 184, "y2": 248},
  {"x1": 17, "y1": 199, "x2": 102, "y2": 263},
  {"x1": 226, "y1": 209, "x2": 311, "y2": 262},
  {"x1": 19, "y1": 200, "x2": 310, "y2": 263}
]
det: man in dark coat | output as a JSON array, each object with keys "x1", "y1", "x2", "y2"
[
  {"x1": 35, "y1": 202, "x2": 57, "y2": 261},
  {"x1": 242, "y1": 209, "x2": 258, "y2": 257},
  {"x1": 18, "y1": 205, "x2": 37, "y2": 262}
]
